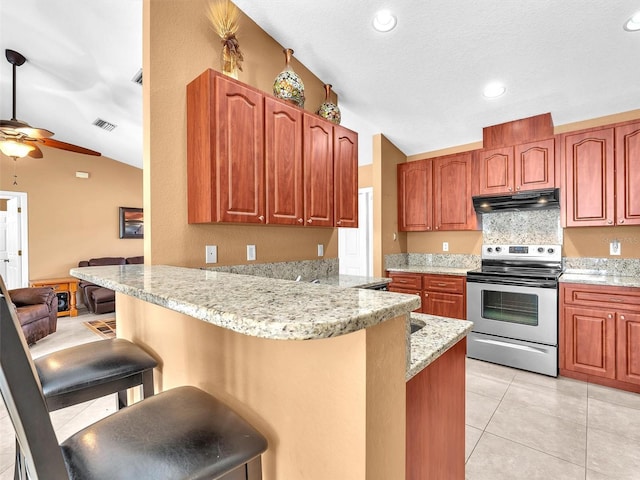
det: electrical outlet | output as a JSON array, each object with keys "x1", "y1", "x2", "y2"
[
  {"x1": 442, "y1": 242, "x2": 449, "y2": 252},
  {"x1": 317, "y1": 244, "x2": 324, "y2": 257},
  {"x1": 610, "y1": 239, "x2": 621, "y2": 256},
  {"x1": 205, "y1": 245, "x2": 217, "y2": 264},
  {"x1": 247, "y1": 244, "x2": 256, "y2": 261}
]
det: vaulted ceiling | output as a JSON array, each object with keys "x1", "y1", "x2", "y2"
[{"x1": 2, "y1": 1, "x2": 639, "y2": 169}]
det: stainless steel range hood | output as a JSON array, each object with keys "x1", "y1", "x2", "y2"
[{"x1": 472, "y1": 188, "x2": 560, "y2": 213}]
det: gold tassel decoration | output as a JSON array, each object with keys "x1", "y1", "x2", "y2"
[{"x1": 206, "y1": 0, "x2": 244, "y2": 78}]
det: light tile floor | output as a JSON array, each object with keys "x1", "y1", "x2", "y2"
[
  {"x1": 465, "y1": 358, "x2": 640, "y2": 479},
  {"x1": 2, "y1": 316, "x2": 639, "y2": 479}
]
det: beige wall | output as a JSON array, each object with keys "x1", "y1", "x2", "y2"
[
  {"x1": 145, "y1": 1, "x2": 342, "y2": 267},
  {"x1": 0, "y1": 148, "x2": 143, "y2": 279}
]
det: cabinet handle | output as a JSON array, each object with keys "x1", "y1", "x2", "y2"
[
  {"x1": 516, "y1": 186, "x2": 520, "y2": 191},
  {"x1": 424, "y1": 293, "x2": 429, "y2": 297},
  {"x1": 608, "y1": 314, "x2": 613, "y2": 319},
  {"x1": 436, "y1": 282, "x2": 447, "y2": 287},
  {"x1": 258, "y1": 215, "x2": 264, "y2": 222},
  {"x1": 308, "y1": 219, "x2": 313, "y2": 223},
  {"x1": 607, "y1": 220, "x2": 613, "y2": 225},
  {"x1": 619, "y1": 219, "x2": 625, "y2": 224},
  {"x1": 337, "y1": 220, "x2": 342, "y2": 225},
  {"x1": 609, "y1": 298, "x2": 623, "y2": 302},
  {"x1": 297, "y1": 218, "x2": 303, "y2": 223},
  {"x1": 620, "y1": 315, "x2": 625, "y2": 320},
  {"x1": 508, "y1": 187, "x2": 513, "y2": 191}
]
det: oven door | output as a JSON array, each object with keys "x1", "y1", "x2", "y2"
[{"x1": 466, "y1": 280, "x2": 557, "y2": 346}]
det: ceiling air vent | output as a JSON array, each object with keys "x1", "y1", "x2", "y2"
[
  {"x1": 132, "y1": 68, "x2": 143, "y2": 86},
  {"x1": 92, "y1": 118, "x2": 117, "y2": 132}
]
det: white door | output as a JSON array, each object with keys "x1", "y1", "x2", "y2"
[
  {"x1": 0, "y1": 192, "x2": 29, "y2": 289},
  {"x1": 0, "y1": 212, "x2": 7, "y2": 282},
  {"x1": 339, "y1": 188, "x2": 373, "y2": 276}
]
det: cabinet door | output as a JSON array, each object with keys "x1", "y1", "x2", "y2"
[
  {"x1": 397, "y1": 160, "x2": 432, "y2": 232},
  {"x1": 615, "y1": 122, "x2": 640, "y2": 226},
  {"x1": 476, "y1": 146, "x2": 513, "y2": 195},
  {"x1": 334, "y1": 125, "x2": 358, "y2": 228},
  {"x1": 616, "y1": 312, "x2": 640, "y2": 385},
  {"x1": 265, "y1": 97, "x2": 304, "y2": 225},
  {"x1": 562, "y1": 128, "x2": 615, "y2": 227},
  {"x1": 433, "y1": 153, "x2": 478, "y2": 230},
  {"x1": 563, "y1": 306, "x2": 616, "y2": 379},
  {"x1": 303, "y1": 114, "x2": 334, "y2": 227},
  {"x1": 423, "y1": 292, "x2": 465, "y2": 320},
  {"x1": 216, "y1": 75, "x2": 265, "y2": 223},
  {"x1": 514, "y1": 138, "x2": 556, "y2": 191}
]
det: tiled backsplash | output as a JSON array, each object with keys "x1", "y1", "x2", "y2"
[
  {"x1": 481, "y1": 209, "x2": 563, "y2": 245},
  {"x1": 563, "y1": 257, "x2": 640, "y2": 276}
]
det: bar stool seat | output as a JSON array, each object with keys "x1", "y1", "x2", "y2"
[{"x1": 35, "y1": 337, "x2": 157, "y2": 411}]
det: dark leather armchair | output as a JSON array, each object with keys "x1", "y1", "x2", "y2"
[
  {"x1": 9, "y1": 286, "x2": 57, "y2": 345},
  {"x1": 78, "y1": 256, "x2": 143, "y2": 314}
]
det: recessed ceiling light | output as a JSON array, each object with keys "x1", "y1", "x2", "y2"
[
  {"x1": 483, "y1": 83, "x2": 506, "y2": 99},
  {"x1": 624, "y1": 11, "x2": 640, "y2": 31},
  {"x1": 373, "y1": 10, "x2": 397, "y2": 32}
]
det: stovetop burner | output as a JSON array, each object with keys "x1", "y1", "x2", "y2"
[{"x1": 469, "y1": 244, "x2": 563, "y2": 280}]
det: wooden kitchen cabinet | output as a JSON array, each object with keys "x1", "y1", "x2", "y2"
[
  {"x1": 265, "y1": 97, "x2": 304, "y2": 225},
  {"x1": 333, "y1": 125, "x2": 358, "y2": 228},
  {"x1": 433, "y1": 152, "x2": 478, "y2": 231},
  {"x1": 562, "y1": 120, "x2": 640, "y2": 227},
  {"x1": 476, "y1": 138, "x2": 556, "y2": 195},
  {"x1": 187, "y1": 69, "x2": 358, "y2": 228},
  {"x1": 614, "y1": 121, "x2": 640, "y2": 226},
  {"x1": 303, "y1": 114, "x2": 334, "y2": 227},
  {"x1": 387, "y1": 272, "x2": 422, "y2": 312},
  {"x1": 422, "y1": 274, "x2": 466, "y2": 320},
  {"x1": 397, "y1": 160, "x2": 432, "y2": 231},
  {"x1": 560, "y1": 283, "x2": 640, "y2": 392}
]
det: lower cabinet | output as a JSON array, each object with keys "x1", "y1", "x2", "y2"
[
  {"x1": 406, "y1": 339, "x2": 466, "y2": 479},
  {"x1": 387, "y1": 272, "x2": 466, "y2": 319},
  {"x1": 560, "y1": 283, "x2": 640, "y2": 392}
]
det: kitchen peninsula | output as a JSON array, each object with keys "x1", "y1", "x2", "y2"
[{"x1": 71, "y1": 264, "x2": 470, "y2": 480}]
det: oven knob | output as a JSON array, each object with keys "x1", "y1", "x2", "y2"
[
  {"x1": 487, "y1": 247, "x2": 493, "y2": 253},
  {"x1": 547, "y1": 248, "x2": 554, "y2": 254},
  {"x1": 495, "y1": 247, "x2": 501, "y2": 252},
  {"x1": 538, "y1": 247, "x2": 544, "y2": 253}
]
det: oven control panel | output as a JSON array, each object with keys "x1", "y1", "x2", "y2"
[{"x1": 482, "y1": 244, "x2": 562, "y2": 262}]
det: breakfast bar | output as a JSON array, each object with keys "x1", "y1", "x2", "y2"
[{"x1": 71, "y1": 264, "x2": 470, "y2": 480}]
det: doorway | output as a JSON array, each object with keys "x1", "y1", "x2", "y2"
[
  {"x1": 0, "y1": 191, "x2": 29, "y2": 288},
  {"x1": 338, "y1": 188, "x2": 373, "y2": 276}
]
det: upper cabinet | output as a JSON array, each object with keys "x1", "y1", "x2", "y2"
[
  {"x1": 398, "y1": 152, "x2": 478, "y2": 232},
  {"x1": 561, "y1": 121, "x2": 640, "y2": 227},
  {"x1": 398, "y1": 159, "x2": 432, "y2": 231},
  {"x1": 476, "y1": 138, "x2": 556, "y2": 195},
  {"x1": 187, "y1": 69, "x2": 358, "y2": 228}
]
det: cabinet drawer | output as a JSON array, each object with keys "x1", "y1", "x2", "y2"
[
  {"x1": 423, "y1": 275, "x2": 465, "y2": 294},
  {"x1": 423, "y1": 292, "x2": 466, "y2": 320},
  {"x1": 387, "y1": 287, "x2": 422, "y2": 312},
  {"x1": 388, "y1": 273, "x2": 422, "y2": 290},
  {"x1": 562, "y1": 283, "x2": 640, "y2": 312}
]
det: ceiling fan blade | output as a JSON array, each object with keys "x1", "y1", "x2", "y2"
[
  {"x1": 40, "y1": 137, "x2": 101, "y2": 156},
  {"x1": 0, "y1": 119, "x2": 54, "y2": 139},
  {"x1": 27, "y1": 143, "x2": 43, "y2": 158}
]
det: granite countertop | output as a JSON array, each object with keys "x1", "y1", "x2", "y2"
[
  {"x1": 70, "y1": 265, "x2": 420, "y2": 341},
  {"x1": 312, "y1": 275, "x2": 391, "y2": 289},
  {"x1": 407, "y1": 313, "x2": 473, "y2": 381},
  {"x1": 387, "y1": 266, "x2": 470, "y2": 276},
  {"x1": 560, "y1": 272, "x2": 640, "y2": 288}
]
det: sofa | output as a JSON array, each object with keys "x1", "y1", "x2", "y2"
[
  {"x1": 78, "y1": 256, "x2": 144, "y2": 314},
  {"x1": 9, "y1": 287, "x2": 58, "y2": 345}
]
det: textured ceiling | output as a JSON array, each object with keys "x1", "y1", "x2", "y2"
[{"x1": 1, "y1": 1, "x2": 640, "y2": 169}]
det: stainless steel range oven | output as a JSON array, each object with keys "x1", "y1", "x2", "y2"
[{"x1": 466, "y1": 244, "x2": 562, "y2": 377}]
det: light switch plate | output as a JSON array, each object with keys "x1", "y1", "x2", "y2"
[
  {"x1": 317, "y1": 244, "x2": 324, "y2": 257},
  {"x1": 247, "y1": 244, "x2": 256, "y2": 261},
  {"x1": 443, "y1": 242, "x2": 449, "y2": 252},
  {"x1": 205, "y1": 245, "x2": 217, "y2": 263}
]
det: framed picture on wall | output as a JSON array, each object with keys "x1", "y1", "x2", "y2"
[{"x1": 119, "y1": 207, "x2": 144, "y2": 239}]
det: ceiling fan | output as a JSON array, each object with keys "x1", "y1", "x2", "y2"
[{"x1": 0, "y1": 48, "x2": 101, "y2": 160}]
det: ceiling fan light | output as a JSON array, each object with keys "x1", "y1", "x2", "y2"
[
  {"x1": 624, "y1": 11, "x2": 640, "y2": 31},
  {"x1": 373, "y1": 10, "x2": 397, "y2": 32},
  {"x1": 0, "y1": 140, "x2": 35, "y2": 158},
  {"x1": 15, "y1": 125, "x2": 54, "y2": 139}
]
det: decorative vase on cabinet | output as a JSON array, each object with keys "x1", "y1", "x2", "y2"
[
  {"x1": 273, "y1": 48, "x2": 305, "y2": 108},
  {"x1": 316, "y1": 84, "x2": 341, "y2": 125}
]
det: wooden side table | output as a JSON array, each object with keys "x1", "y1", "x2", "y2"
[{"x1": 29, "y1": 277, "x2": 79, "y2": 317}]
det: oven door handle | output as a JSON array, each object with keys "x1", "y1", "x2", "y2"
[
  {"x1": 466, "y1": 276, "x2": 558, "y2": 288},
  {"x1": 473, "y1": 337, "x2": 552, "y2": 353}
]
